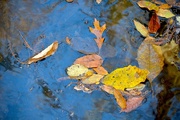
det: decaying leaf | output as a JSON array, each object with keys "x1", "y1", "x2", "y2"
[
  {"x1": 74, "y1": 83, "x2": 93, "y2": 93},
  {"x1": 93, "y1": 66, "x2": 108, "y2": 75},
  {"x1": 134, "y1": 20, "x2": 149, "y2": 37},
  {"x1": 159, "y1": 4, "x2": 171, "y2": 9},
  {"x1": 114, "y1": 89, "x2": 127, "y2": 109},
  {"x1": 102, "y1": 65, "x2": 149, "y2": 90},
  {"x1": 137, "y1": 36, "x2": 164, "y2": 82},
  {"x1": 121, "y1": 96, "x2": 144, "y2": 112},
  {"x1": 126, "y1": 84, "x2": 146, "y2": 91},
  {"x1": 74, "y1": 54, "x2": 103, "y2": 68},
  {"x1": 81, "y1": 74, "x2": 104, "y2": 84},
  {"x1": 156, "y1": 8, "x2": 175, "y2": 18},
  {"x1": 100, "y1": 85, "x2": 114, "y2": 94},
  {"x1": 27, "y1": 41, "x2": 58, "y2": 64},
  {"x1": 67, "y1": 64, "x2": 93, "y2": 79},
  {"x1": 148, "y1": 13, "x2": 160, "y2": 33},
  {"x1": 137, "y1": 1, "x2": 159, "y2": 12},
  {"x1": 89, "y1": 18, "x2": 106, "y2": 48},
  {"x1": 96, "y1": 0, "x2": 102, "y2": 4}
]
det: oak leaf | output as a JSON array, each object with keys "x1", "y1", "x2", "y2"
[
  {"x1": 148, "y1": 13, "x2": 160, "y2": 33},
  {"x1": 93, "y1": 66, "x2": 108, "y2": 75},
  {"x1": 27, "y1": 41, "x2": 58, "y2": 64},
  {"x1": 137, "y1": 1, "x2": 159, "y2": 12},
  {"x1": 74, "y1": 54, "x2": 103, "y2": 68},
  {"x1": 137, "y1": 36, "x2": 164, "y2": 82},
  {"x1": 114, "y1": 89, "x2": 127, "y2": 109},
  {"x1": 134, "y1": 20, "x2": 149, "y2": 37},
  {"x1": 156, "y1": 8, "x2": 175, "y2": 18},
  {"x1": 102, "y1": 65, "x2": 149, "y2": 90},
  {"x1": 89, "y1": 18, "x2": 106, "y2": 48}
]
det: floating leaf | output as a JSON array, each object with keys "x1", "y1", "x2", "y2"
[
  {"x1": 137, "y1": 1, "x2": 159, "y2": 11},
  {"x1": 157, "y1": 8, "x2": 175, "y2": 18},
  {"x1": 114, "y1": 89, "x2": 127, "y2": 109},
  {"x1": 159, "y1": 4, "x2": 171, "y2": 9},
  {"x1": 137, "y1": 36, "x2": 164, "y2": 82},
  {"x1": 121, "y1": 96, "x2": 144, "y2": 112},
  {"x1": 96, "y1": 0, "x2": 102, "y2": 4},
  {"x1": 148, "y1": 13, "x2": 160, "y2": 33},
  {"x1": 89, "y1": 18, "x2": 106, "y2": 48},
  {"x1": 134, "y1": 20, "x2": 149, "y2": 37},
  {"x1": 93, "y1": 66, "x2": 108, "y2": 75},
  {"x1": 102, "y1": 65, "x2": 149, "y2": 90},
  {"x1": 81, "y1": 74, "x2": 104, "y2": 84},
  {"x1": 27, "y1": 41, "x2": 58, "y2": 64},
  {"x1": 100, "y1": 85, "x2": 114, "y2": 94},
  {"x1": 67, "y1": 64, "x2": 93, "y2": 79},
  {"x1": 74, "y1": 54, "x2": 103, "y2": 68}
]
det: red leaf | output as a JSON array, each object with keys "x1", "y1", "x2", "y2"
[{"x1": 148, "y1": 13, "x2": 160, "y2": 33}]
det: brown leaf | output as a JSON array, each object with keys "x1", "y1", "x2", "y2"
[
  {"x1": 74, "y1": 54, "x2": 103, "y2": 68},
  {"x1": 89, "y1": 18, "x2": 106, "y2": 48},
  {"x1": 137, "y1": 36, "x2": 164, "y2": 82},
  {"x1": 148, "y1": 13, "x2": 160, "y2": 33},
  {"x1": 93, "y1": 66, "x2": 108, "y2": 75},
  {"x1": 114, "y1": 89, "x2": 126, "y2": 109},
  {"x1": 121, "y1": 96, "x2": 144, "y2": 112},
  {"x1": 100, "y1": 85, "x2": 114, "y2": 94},
  {"x1": 134, "y1": 20, "x2": 149, "y2": 37},
  {"x1": 27, "y1": 41, "x2": 58, "y2": 64}
]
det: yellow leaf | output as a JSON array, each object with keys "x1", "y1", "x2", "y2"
[
  {"x1": 114, "y1": 89, "x2": 126, "y2": 109},
  {"x1": 81, "y1": 74, "x2": 104, "y2": 84},
  {"x1": 157, "y1": 8, "x2": 175, "y2": 18},
  {"x1": 27, "y1": 41, "x2": 58, "y2": 64},
  {"x1": 134, "y1": 20, "x2": 149, "y2": 37},
  {"x1": 93, "y1": 66, "x2": 108, "y2": 75},
  {"x1": 74, "y1": 54, "x2": 103, "y2": 68},
  {"x1": 102, "y1": 65, "x2": 149, "y2": 90},
  {"x1": 67, "y1": 64, "x2": 93, "y2": 79},
  {"x1": 100, "y1": 85, "x2": 114, "y2": 94},
  {"x1": 137, "y1": 36, "x2": 164, "y2": 82},
  {"x1": 137, "y1": 1, "x2": 159, "y2": 11},
  {"x1": 89, "y1": 18, "x2": 106, "y2": 48}
]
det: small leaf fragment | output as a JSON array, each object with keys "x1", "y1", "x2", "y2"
[
  {"x1": 137, "y1": 36, "x2": 164, "y2": 82},
  {"x1": 81, "y1": 74, "x2": 104, "y2": 84},
  {"x1": 96, "y1": 0, "x2": 102, "y2": 4},
  {"x1": 126, "y1": 84, "x2": 146, "y2": 91},
  {"x1": 100, "y1": 85, "x2": 114, "y2": 94},
  {"x1": 157, "y1": 8, "x2": 175, "y2": 18},
  {"x1": 134, "y1": 20, "x2": 149, "y2": 37},
  {"x1": 74, "y1": 83, "x2": 93, "y2": 93},
  {"x1": 148, "y1": 13, "x2": 160, "y2": 33},
  {"x1": 159, "y1": 4, "x2": 171, "y2": 9},
  {"x1": 137, "y1": 1, "x2": 159, "y2": 11},
  {"x1": 27, "y1": 41, "x2": 58, "y2": 64},
  {"x1": 121, "y1": 96, "x2": 144, "y2": 112},
  {"x1": 66, "y1": 37, "x2": 71, "y2": 45},
  {"x1": 114, "y1": 89, "x2": 127, "y2": 109},
  {"x1": 102, "y1": 65, "x2": 149, "y2": 90},
  {"x1": 74, "y1": 54, "x2": 103, "y2": 68},
  {"x1": 93, "y1": 66, "x2": 108, "y2": 75}
]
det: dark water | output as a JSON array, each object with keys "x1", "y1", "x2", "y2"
[{"x1": 0, "y1": 0, "x2": 180, "y2": 119}]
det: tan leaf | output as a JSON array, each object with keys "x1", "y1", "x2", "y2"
[
  {"x1": 137, "y1": 36, "x2": 164, "y2": 82},
  {"x1": 134, "y1": 20, "x2": 149, "y2": 37},
  {"x1": 114, "y1": 89, "x2": 127, "y2": 109},
  {"x1": 96, "y1": 0, "x2": 102, "y2": 4},
  {"x1": 159, "y1": 4, "x2": 171, "y2": 9},
  {"x1": 66, "y1": 37, "x2": 71, "y2": 45},
  {"x1": 74, "y1": 54, "x2": 103, "y2": 68},
  {"x1": 27, "y1": 41, "x2": 58, "y2": 64},
  {"x1": 121, "y1": 96, "x2": 144, "y2": 112},
  {"x1": 137, "y1": 1, "x2": 159, "y2": 11},
  {"x1": 100, "y1": 85, "x2": 114, "y2": 94},
  {"x1": 93, "y1": 66, "x2": 108, "y2": 75},
  {"x1": 157, "y1": 8, "x2": 175, "y2": 18},
  {"x1": 81, "y1": 74, "x2": 104, "y2": 84}
]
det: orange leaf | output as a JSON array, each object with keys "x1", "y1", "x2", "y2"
[
  {"x1": 121, "y1": 96, "x2": 144, "y2": 112},
  {"x1": 89, "y1": 18, "x2": 106, "y2": 48},
  {"x1": 159, "y1": 4, "x2": 171, "y2": 9},
  {"x1": 148, "y1": 13, "x2": 160, "y2": 33},
  {"x1": 93, "y1": 66, "x2": 108, "y2": 75},
  {"x1": 113, "y1": 89, "x2": 126, "y2": 109},
  {"x1": 74, "y1": 54, "x2": 103, "y2": 68}
]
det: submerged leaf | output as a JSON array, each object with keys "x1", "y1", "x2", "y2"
[
  {"x1": 157, "y1": 8, "x2": 175, "y2": 18},
  {"x1": 27, "y1": 41, "x2": 58, "y2": 64},
  {"x1": 148, "y1": 13, "x2": 160, "y2": 33},
  {"x1": 100, "y1": 85, "x2": 114, "y2": 94},
  {"x1": 137, "y1": 1, "x2": 159, "y2": 11},
  {"x1": 74, "y1": 54, "x2": 103, "y2": 68},
  {"x1": 121, "y1": 96, "x2": 144, "y2": 112},
  {"x1": 134, "y1": 20, "x2": 149, "y2": 37},
  {"x1": 114, "y1": 89, "x2": 127, "y2": 109},
  {"x1": 102, "y1": 65, "x2": 149, "y2": 90},
  {"x1": 137, "y1": 36, "x2": 164, "y2": 82},
  {"x1": 81, "y1": 74, "x2": 104, "y2": 84}
]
